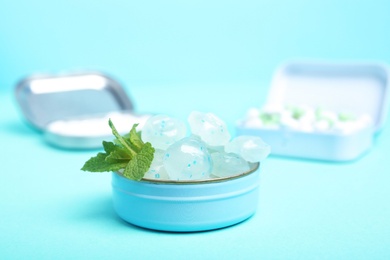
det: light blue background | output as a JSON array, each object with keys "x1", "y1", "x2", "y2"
[
  {"x1": 1, "y1": 0, "x2": 390, "y2": 92},
  {"x1": 1, "y1": 1, "x2": 390, "y2": 259}
]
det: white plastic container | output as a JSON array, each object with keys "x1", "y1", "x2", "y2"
[{"x1": 236, "y1": 61, "x2": 390, "y2": 161}]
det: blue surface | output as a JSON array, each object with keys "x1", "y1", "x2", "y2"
[
  {"x1": 1, "y1": 1, "x2": 390, "y2": 258},
  {"x1": 2, "y1": 84, "x2": 390, "y2": 259}
]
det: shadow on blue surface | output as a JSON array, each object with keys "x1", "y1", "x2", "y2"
[
  {"x1": 71, "y1": 194, "x2": 121, "y2": 225},
  {"x1": 2, "y1": 119, "x2": 40, "y2": 136},
  {"x1": 268, "y1": 153, "x2": 365, "y2": 165},
  {"x1": 70, "y1": 194, "x2": 173, "y2": 233},
  {"x1": 76, "y1": 192, "x2": 254, "y2": 234},
  {"x1": 117, "y1": 214, "x2": 254, "y2": 235}
]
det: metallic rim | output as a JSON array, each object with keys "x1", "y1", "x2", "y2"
[{"x1": 115, "y1": 162, "x2": 260, "y2": 185}]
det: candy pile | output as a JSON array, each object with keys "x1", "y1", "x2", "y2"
[
  {"x1": 241, "y1": 105, "x2": 372, "y2": 134},
  {"x1": 141, "y1": 111, "x2": 270, "y2": 181}
]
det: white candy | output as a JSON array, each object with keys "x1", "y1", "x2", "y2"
[
  {"x1": 163, "y1": 136, "x2": 212, "y2": 180},
  {"x1": 246, "y1": 108, "x2": 260, "y2": 119},
  {"x1": 188, "y1": 111, "x2": 231, "y2": 147},
  {"x1": 315, "y1": 119, "x2": 332, "y2": 131},
  {"x1": 317, "y1": 110, "x2": 337, "y2": 123},
  {"x1": 244, "y1": 118, "x2": 264, "y2": 129},
  {"x1": 333, "y1": 113, "x2": 372, "y2": 134},
  {"x1": 210, "y1": 152, "x2": 250, "y2": 178},
  {"x1": 281, "y1": 105, "x2": 315, "y2": 132},
  {"x1": 225, "y1": 136, "x2": 271, "y2": 163},
  {"x1": 298, "y1": 122, "x2": 314, "y2": 132},
  {"x1": 141, "y1": 114, "x2": 187, "y2": 150},
  {"x1": 333, "y1": 121, "x2": 356, "y2": 134},
  {"x1": 280, "y1": 111, "x2": 300, "y2": 130},
  {"x1": 300, "y1": 108, "x2": 315, "y2": 123},
  {"x1": 144, "y1": 149, "x2": 170, "y2": 180},
  {"x1": 242, "y1": 106, "x2": 373, "y2": 135}
]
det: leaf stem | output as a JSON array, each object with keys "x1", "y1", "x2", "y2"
[{"x1": 108, "y1": 119, "x2": 137, "y2": 157}]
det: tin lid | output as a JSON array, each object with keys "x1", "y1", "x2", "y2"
[
  {"x1": 15, "y1": 72, "x2": 134, "y2": 130},
  {"x1": 266, "y1": 61, "x2": 390, "y2": 133},
  {"x1": 14, "y1": 72, "x2": 141, "y2": 149}
]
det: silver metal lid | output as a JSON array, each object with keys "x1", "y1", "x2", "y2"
[
  {"x1": 15, "y1": 72, "x2": 134, "y2": 130},
  {"x1": 14, "y1": 72, "x2": 143, "y2": 149}
]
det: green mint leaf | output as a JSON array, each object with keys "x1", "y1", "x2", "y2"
[
  {"x1": 123, "y1": 142, "x2": 155, "y2": 181},
  {"x1": 129, "y1": 124, "x2": 144, "y2": 151},
  {"x1": 102, "y1": 140, "x2": 132, "y2": 162},
  {"x1": 81, "y1": 153, "x2": 128, "y2": 172},
  {"x1": 106, "y1": 148, "x2": 132, "y2": 163},
  {"x1": 82, "y1": 120, "x2": 156, "y2": 181},
  {"x1": 113, "y1": 123, "x2": 143, "y2": 153},
  {"x1": 102, "y1": 141, "x2": 117, "y2": 153},
  {"x1": 108, "y1": 119, "x2": 137, "y2": 157}
]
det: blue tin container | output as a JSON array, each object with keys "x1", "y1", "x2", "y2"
[{"x1": 112, "y1": 163, "x2": 260, "y2": 232}]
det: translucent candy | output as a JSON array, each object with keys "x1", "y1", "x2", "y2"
[
  {"x1": 225, "y1": 136, "x2": 270, "y2": 163},
  {"x1": 141, "y1": 115, "x2": 187, "y2": 150},
  {"x1": 188, "y1": 111, "x2": 231, "y2": 147},
  {"x1": 143, "y1": 149, "x2": 170, "y2": 180},
  {"x1": 163, "y1": 136, "x2": 212, "y2": 180},
  {"x1": 205, "y1": 144, "x2": 225, "y2": 154},
  {"x1": 210, "y1": 152, "x2": 250, "y2": 178}
]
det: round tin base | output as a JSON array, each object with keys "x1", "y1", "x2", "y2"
[{"x1": 111, "y1": 164, "x2": 260, "y2": 232}]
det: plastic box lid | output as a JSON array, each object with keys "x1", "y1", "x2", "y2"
[{"x1": 265, "y1": 61, "x2": 390, "y2": 133}]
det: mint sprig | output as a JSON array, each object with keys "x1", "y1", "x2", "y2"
[{"x1": 81, "y1": 119, "x2": 155, "y2": 181}]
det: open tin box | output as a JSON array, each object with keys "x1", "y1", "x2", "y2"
[
  {"x1": 237, "y1": 61, "x2": 390, "y2": 161},
  {"x1": 14, "y1": 72, "x2": 263, "y2": 232},
  {"x1": 14, "y1": 72, "x2": 150, "y2": 149}
]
